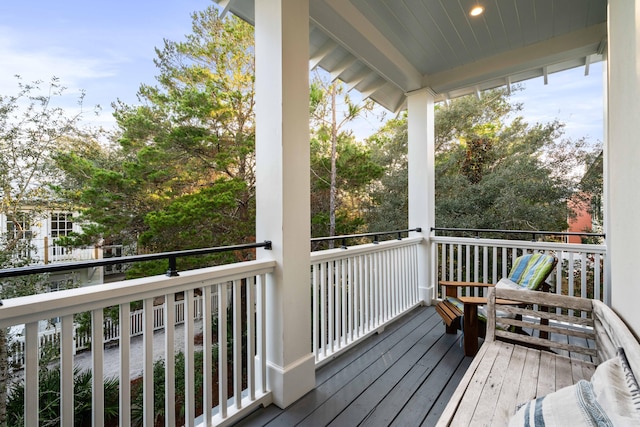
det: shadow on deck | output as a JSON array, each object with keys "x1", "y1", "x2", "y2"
[{"x1": 234, "y1": 306, "x2": 471, "y2": 426}]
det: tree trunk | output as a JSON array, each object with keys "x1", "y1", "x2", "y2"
[{"x1": 329, "y1": 85, "x2": 338, "y2": 249}]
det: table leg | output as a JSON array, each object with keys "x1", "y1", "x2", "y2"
[{"x1": 463, "y1": 303, "x2": 478, "y2": 356}]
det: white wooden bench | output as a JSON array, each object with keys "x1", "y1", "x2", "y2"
[{"x1": 437, "y1": 287, "x2": 640, "y2": 426}]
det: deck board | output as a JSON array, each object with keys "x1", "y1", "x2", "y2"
[
  {"x1": 295, "y1": 310, "x2": 444, "y2": 426},
  {"x1": 469, "y1": 341, "x2": 514, "y2": 424},
  {"x1": 233, "y1": 306, "x2": 468, "y2": 427},
  {"x1": 443, "y1": 341, "x2": 597, "y2": 426},
  {"x1": 419, "y1": 355, "x2": 472, "y2": 427},
  {"x1": 233, "y1": 306, "x2": 598, "y2": 427},
  {"x1": 328, "y1": 330, "x2": 460, "y2": 426},
  {"x1": 489, "y1": 344, "x2": 528, "y2": 424},
  {"x1": 394, "y1": 340, "x2": 470, "y2": 426},
  {"x1": 264, "y1": 309, "x2": 437, "y2": 426}
]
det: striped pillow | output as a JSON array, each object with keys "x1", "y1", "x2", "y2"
[
  {"x1": 508, "y1": 253, "x2": 555, "y2": 290},
  {"x1": 509, "y1": 380, "x2": 611, "y2": 426}
]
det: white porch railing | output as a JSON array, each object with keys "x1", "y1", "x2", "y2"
[
  {"x1": 33, "y1": 237, "x2": 100, "y2": 263},
  {"x1": 0, "y1": 235, "x2": 610, "y2": 425},
  {"x1": 430, "y1": 236, "x2": 609, "y2": 304},
  {"x1": 8, "y1": 293, "x2": 223, "y2": 368},
  {"x1": 310, "y1": 237, "x2": 423, "y2": 366},
  {"x1": 0, "y1": 259, "x2": 275, "y2": 427}
]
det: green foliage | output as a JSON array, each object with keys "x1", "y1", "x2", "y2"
[
  {"x1": 310, "y1": 134, "x2": 383, "y2": 238},
  {"x1": 125, "y1": 260, "x2": 169, "y2": 279},
  {"x1": 0, "y1": 75, "x2": 92, "y2": 424},
  {"x1": 366, "y1": 88, "x2": 602, "y2": 234},
  {"x1": 365, "y1": 115, "x2": 410, "y2": 232},
  {"x1": 130, "y1": 306, "x2": 242, "y2": 426},
  {"x1": 576, "y1": 152, "x2": 604, "y2": 239},
  {"x1": 140, "y1": 178, "x2": 249, "y2": 251},
  {"x1": 309, "y1": 72, "x2": 382, "y2": 242},
  {"x1": 0, "y1": 76, "x2": 94, "y2": 294},
  {"x1": 6, "y1": 367, "x2": 119, "y2": 426},
  {"x1": 0, "y1": 77, "x2": 86, "y2": 209},
  {"x1": 54, "y1": 8, "x2": 256, "y2": 267}
]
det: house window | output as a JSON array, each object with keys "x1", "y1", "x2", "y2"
[
  {"x1": 6, "y1": 212, "x2": 32, "y2": 239},
  {"x1": 51, "y1": 213, "x2": 73, "y2": 238},
  {"x1": 51, "y1": 213, "x2": 74, "y2": 256}
]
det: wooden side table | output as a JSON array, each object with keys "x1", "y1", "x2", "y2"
[{"x1": 458, "y1": 296, "x2": 521, "y2": 356}]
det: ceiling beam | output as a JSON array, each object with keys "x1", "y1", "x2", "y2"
[
  {"x1": 310, "y1": 39, "x2": 338, "y2": 71},
  {"x1": 310, "y1": 0, "x2": 422, "y2": 91},
  {"x1": 330, "y1": 56, "x2": 358, "y2": 82},
  {"x1": 344, "y1": 68, "x2": 374, "y2": 92},
  {"x1": 392, "y1": 97, "x2": 407, "y2": 115},
  {"x1": 218, "y1": 0, "x2": 236, "y2": 19},
  {"x1": 584, "y1": 55, "x2": 591, "y2": 76},
  {"x1": 360, "y1": 78, "x2": 387, "y2": 100},
  {"x1": 426, "y1": 23, "x2": 607, "y2": 94}
]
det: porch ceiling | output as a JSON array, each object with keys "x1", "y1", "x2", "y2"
[{"x1": 217, "y1": 0, "x2": 608, "y2": 112}]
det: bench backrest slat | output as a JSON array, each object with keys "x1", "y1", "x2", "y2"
[
  {"x1": 487, "y1": 288, "x2": 596, "y2": 361},
  {"x1": 488, "y1": 288, "x2": 640, "y2": 375}
]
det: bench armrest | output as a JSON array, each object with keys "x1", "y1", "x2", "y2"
[
  {"x1": 439, "y1": 281, "x2": 495, "y2": 288},
  {"x1": 439, "y1": 281, "x2": 494, "y2": 298}
]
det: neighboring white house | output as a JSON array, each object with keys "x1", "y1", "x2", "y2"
[{"x1": 1, "y1": 210, "x2": 105, "y2": 288}]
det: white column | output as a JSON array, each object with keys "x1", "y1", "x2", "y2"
[
  {"x1": 606, "y1": 0, "x2": 640, "y2": 334},
  {"x1": 254, "y1": 0, "x2": 315, "y2": 408},
  {"x1": 601, "y1": 58, "x2": 610, "y2": 306},
  {"x1": 407, "y1": 89, "x2": 436, "y2": 305}
]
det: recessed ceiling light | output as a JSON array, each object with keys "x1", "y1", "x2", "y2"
[{"x1": 470, "y1": 6, "x2": 484, "y2": 16}]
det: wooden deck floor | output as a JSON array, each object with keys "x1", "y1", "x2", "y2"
[{"x1": 233, "y1": 306, "x2": 472, "y2": 427}]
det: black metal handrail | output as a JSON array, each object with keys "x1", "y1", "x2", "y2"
[
  {"x1": 0, "y1": 241, "x2": 272, "y2": 280},
  {"x1": 431, "y1": 227, "x2": 605, "y2": 240},
  {"x1": 311, "y1": 228, "x2": 422, "y2": 249}
]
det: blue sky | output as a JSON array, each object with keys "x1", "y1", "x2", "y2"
[
  {"x1": 510, "y1": 62, "x2": 603, "y2": 144},
  {"x1": 1, "y1": 1, "x2": 603, "y2": 144},
  {"x1": 1, "y1": 0, "x2": 211, "y2": 126}
]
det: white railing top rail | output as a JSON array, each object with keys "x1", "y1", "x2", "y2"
[
  {"x1": 429, "y1": 235, "x2": 606, "y2": 254},
  {"x1": 310, "y1": 236, "x2": 424, "y2": 263},
  {"x1": 0, "y1": 259, "x2": 276, "y2": 329}
]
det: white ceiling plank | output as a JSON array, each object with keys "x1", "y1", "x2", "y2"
[
  {"x1": 597, "y1": 37, "x2": 607, "y2": 55},
  {"x1": 426, "y1": 23, "x2": 607, "y2": 94},
  {"x1": 324, "y1": 0, "x2": 418, "y2": 75}
]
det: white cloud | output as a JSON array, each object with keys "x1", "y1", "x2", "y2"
[
  {"x1": 511, "y1": 62, "x2": 604, "y2": 143},
  {"x1": 0, "y1": 0, "x2": 212, "y2": 132},
  {"x1": 0, "y1": 26, "x2": 138, "y2": 130},
  {"x1": 0, "y1": 27, "x2": 122, "y2": 92}
]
